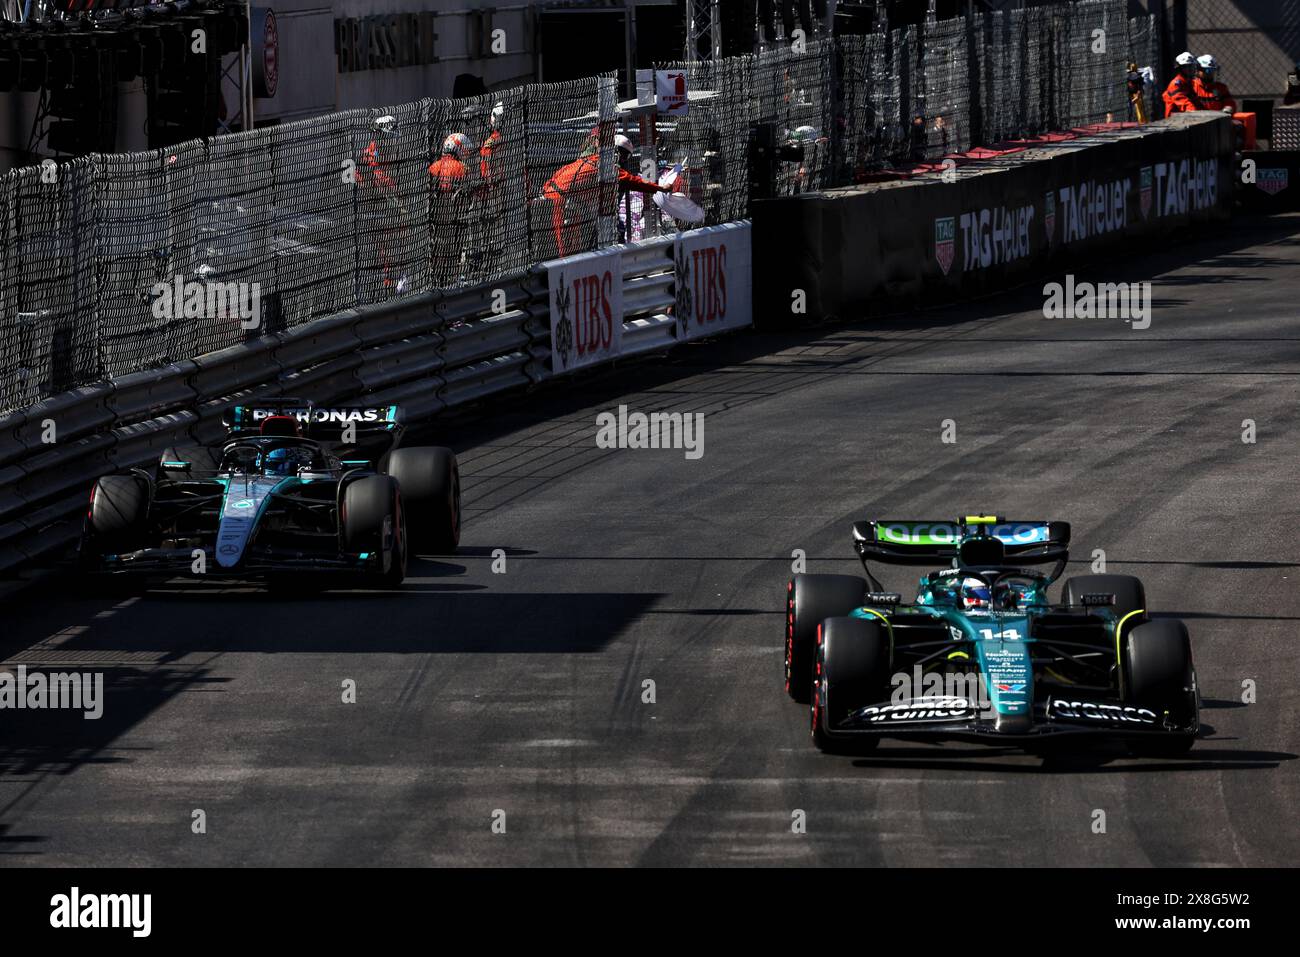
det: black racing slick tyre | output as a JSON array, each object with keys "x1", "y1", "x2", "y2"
[
  {"x1": 1063, "y1": 573, "x2": 1146, "y2": 623},
  {"x1": 1123, "y1": 619, "x2": 1198, "y2": 755},
  {"x1": 77, "y1": 475, "x2": 150, "y2": 593},
  {"x1": 785, "y1": 573, "x2": 867, "y2": 703},
  {"x1": 811, "y1": 617, "x2": 889, "y2": 755},
  {"x1": 85, "y1": 474, "x2": 149, "y2": 547},
  {"x1": 342, "y1": 475, "x2": 407, "y2": 587},
  {"x1": 384, "y1": 446, "x2": 460, "y2": 555}
]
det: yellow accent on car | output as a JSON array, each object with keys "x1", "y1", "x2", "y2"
[
  {"x1": 965, "y1": 515, "x2": 996, "y2": 524},
  {"x1": 1114, "y1": 608, "x2": 1145, "y2": 697},
  {"x1": 947, "y1": 651, "x2": 970, "y2": 660}
]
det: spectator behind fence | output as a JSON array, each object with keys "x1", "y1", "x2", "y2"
[
  {"x1": 358, "y1": 114, "x2": 410, "y2": 294},
  {"x1": 477, "y1": 102, "x2": 507, "y2": 275},
  {"x1": 429, "y1": 133, "x2": 469, "y2": 192},
  {"x1": 540, "y1": 131, "x2": 665, "y2": 258},
  {"x1": 1194, "y1": 55, "x2": 1236, "y2": 113},
  {"x1": 429, "y1": 132, "x2": 472, "y2": 285},
  {"x1": 1163, "y1": 52, "x2": 1205, "y2": 117},
  {"x1": 480, "y1": 103, "x2": 504, "y2": 186}
]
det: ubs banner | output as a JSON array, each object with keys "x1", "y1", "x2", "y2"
[
  {"x1": 545, "y1": 247, "x2": 624, "y2": 374},
  {"x1": 673, "y1": 222, "x2": 752, "y2": 342},
  {"x1": 753, "y1": 112, "x2": 1235, "y2": 324},
  {"x1": 545, "y1": 224, "x2": 754, "y2": 375}
]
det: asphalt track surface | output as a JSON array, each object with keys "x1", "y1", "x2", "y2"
[{"x1": 3, "y1": 213, "x2": 1299, "y2": 867}]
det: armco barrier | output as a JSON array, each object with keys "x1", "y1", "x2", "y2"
[
  {"x1": 752, "y1": 113, "x2": 1235, "y2": 324},
  {"x1": 0, "y1": 223, "x2": 752, "y2": 579},
  {"x1": 0, "y1": 282, "x2": 530, "y2": 575}
]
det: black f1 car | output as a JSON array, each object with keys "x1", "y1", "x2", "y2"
[
  {"x1": 784, "y1": 517, "x2": 1199, "y2": 756},
  {"x1": 77, "y1": 400, "x2": 461, "y2": 587}
]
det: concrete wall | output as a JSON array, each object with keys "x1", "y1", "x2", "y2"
[{"x1": 752, "y1": 112, "x2": 1235, "y2": 324}]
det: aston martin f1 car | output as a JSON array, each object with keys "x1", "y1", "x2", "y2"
[
  {"x1": 784, "y1": 518, "x2": 1198, "y2": 755},
  {"x1": 77, "y1": 400, "x2": 461, "y2": 587}
]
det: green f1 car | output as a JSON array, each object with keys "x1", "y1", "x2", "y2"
[{"x1": 784, "y1": 517, "x2": 1199, "y2": 756}]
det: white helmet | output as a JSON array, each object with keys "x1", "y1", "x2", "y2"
[
  {"x1": 490, "y1": 102, "x2": 504, "y2": 128},
  {"x1": 442, "y1": 132, "x2": 470, "y2": 157},
  {"x1": 1175, "y1": 51, "x2": 1196, "y2": 67},
  {"x1": 372, "y1": 114, "x2": 399, "y2": 136},
  {"x1": 614, "y1": 133, "x2": 633, "y2": 154},
  {"x1": 1197, "y1": 54, "x2": 1218, "y2": 72}
]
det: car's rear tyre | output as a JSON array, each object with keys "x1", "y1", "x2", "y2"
[
  {"x1": 158, "y1": 446, "x2": 222, "y2": 482},
  {"x1": 785, "y1": 573, "x2": 867, "y2": 703},
  {"x1": 1123, "y1": 618, "x2": 1197, "y2": 756},
  {"x1": 384, "y1": 447, "x2": 460, "y2": 554},
  {"x1": 342, "y1": 475, "x2": 406, "y2": 586},
  {"x1": 812, "y1": 617, "x2": 889, "y2": 754},
  {"x1": 1063, "y1": 573, "x2": 1146, "y2": 622}
]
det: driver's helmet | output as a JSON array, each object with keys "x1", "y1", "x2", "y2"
[
  {"x1": 264, "y1": 446, "x2": 311, "y2": 476},
  {"x1": 960, "y1": 577, "x2": 992, "y2": 611}
]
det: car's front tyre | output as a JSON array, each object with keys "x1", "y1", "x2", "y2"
[
  {"x1": 1123, "y1": 618, "x2": 1198, "y2": 756},
  {"x1": 812, "y1": 617, "x2": 888, "y2": 755},
  {"x1": 342, "y1": 475, "x2": 407, "y2": 587}
]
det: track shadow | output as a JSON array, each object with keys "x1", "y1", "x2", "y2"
[
  {"x1": 850, "y1": 745, "x2": 1295, "y2": 774},
  {"x1": 449, "y1": 546, "x2": 538, "y2": 558},
  {"x1": 1200, "y1": 698, "x2": 1249, "y2": 710},
  {"x1": 0, "y1": 823, "x2": 46, "y2": 852},
  {"x1": 3, "y1": 591, "x2": 664, "y2": 656},
  {"x1": 0, "y1": 667, "x2": 227, "y2": 780},
  {"x1": 0, "y1": 666, "x2": 230, "y2": 855}
]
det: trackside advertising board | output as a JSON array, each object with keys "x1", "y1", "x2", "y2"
[
  {"x1": 672, "y1": 222, "x2": 752, "y2": 342},
  {"x1": 753, "y1": 111, "x2": 1235, "y2": 323},
  {"x1": 545, "y1": 247, "x2": 624, "y2": 374},
  {"x1": 544, "y1": 223, "x2": 754, "y2": 374}
]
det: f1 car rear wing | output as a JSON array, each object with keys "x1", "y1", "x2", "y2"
[
  {"x1": 224, "y1": 399, "x2": 401, "y2": 441},
  {"x1": 853, "y1": 517, "x2": 1071, "y2": 568}
]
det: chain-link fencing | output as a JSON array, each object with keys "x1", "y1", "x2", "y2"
[{"x1": 3, "y1": 2, "x2": 1164, "y2": 415}]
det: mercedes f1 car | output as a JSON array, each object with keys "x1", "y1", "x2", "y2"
[
  {"x1": 784, "y1": 518, "x2": 1199, "y2": 755},
  {"x1": 77, "y1": 400, "x2": 461, "y2": 587}
]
